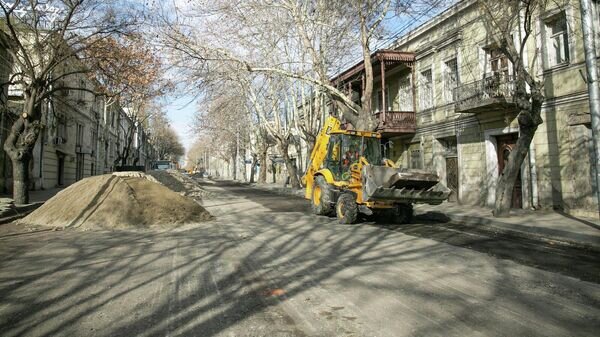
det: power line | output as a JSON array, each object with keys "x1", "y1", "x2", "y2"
[{"x1": 333, "y1": 1, "x2": 453, "y2": 76}]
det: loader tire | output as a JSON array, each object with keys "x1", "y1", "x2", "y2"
[
  {"x1": 336, "y1": 193, "x2": 358, "y2": 224},
  {"x1": 311, "y1": 176, "x2": 334, "y2": 216},
  {"x1": 394, "y1": 203, "x2": 414, "y2": 224}
]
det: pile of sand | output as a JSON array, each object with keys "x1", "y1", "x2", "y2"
[
  {"x1": 148, "y1": 170, "x2": 214, "y2": 200},
  {"x1": 20, "y1": 174, "x2": 213, "y2": 230}
]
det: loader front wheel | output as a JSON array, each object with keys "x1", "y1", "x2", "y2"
[
  {"x1": 336, "y1": 193, "x2": 358, "y2": 224},
  {"x1": 393, "y1": 203, "x2": 414, "y2": 224},
  {"x1": 312, "y1": 176, "x2": 333, "y2": 216}
]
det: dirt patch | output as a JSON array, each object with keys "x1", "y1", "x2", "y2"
[{"x1": 19, "y1": 174, "x2": 213, "y2": 230}]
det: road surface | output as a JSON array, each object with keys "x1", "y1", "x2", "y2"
[{"x1": 0, "y1": 179, "x2": 598, "y2": 336}]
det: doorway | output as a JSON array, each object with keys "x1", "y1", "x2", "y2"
[
  {"x1": 496, "y1": 133, "x2": 522, "y2": 208},
  {"x1": 57, "y1": 154, "x2": 65, "y2": 186},
  {"x1": 446, "y1": 156, "x2": 459, "y2": 202},
  {"x1": 439, "y1": 137, "x2": 459, "y2": 202}
]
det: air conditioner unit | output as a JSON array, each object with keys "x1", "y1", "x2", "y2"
[{"x1": 76, "y1": 145, "x2": 82, "y2": 153}]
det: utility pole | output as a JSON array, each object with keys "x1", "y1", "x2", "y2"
[{"x1": 580, "y1": 0, "x2": 600, "y2": 218}]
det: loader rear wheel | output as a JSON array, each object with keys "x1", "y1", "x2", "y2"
[
  {"x1": 312, "y1": 176, "x2": 333, "y2": 216},
  {"x1": 336, "y1": 193, "x2": 358, "y2": 224}
]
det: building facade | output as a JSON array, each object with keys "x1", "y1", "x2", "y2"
[
  {"x1": 335, "y1": 0, "x2": 599, "y2": 217},
  {"x1": 0, "y1": 40, "x2": 158, "y2": 193}
]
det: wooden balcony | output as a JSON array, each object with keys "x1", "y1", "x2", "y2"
[
  {"x1": 374, "y1": 111, "x2": 416, "y2": 137},
  {"x1": 454, "y1": 75, "x2": 518, "y2": 114}
]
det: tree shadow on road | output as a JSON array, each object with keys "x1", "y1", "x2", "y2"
[{"x1": 0, "y1": 183, "x2": 598, "y2": 337}]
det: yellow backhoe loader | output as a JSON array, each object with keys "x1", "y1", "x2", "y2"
[{"x1": 302, "y1": 116, "x2": 450, "y2": 224}]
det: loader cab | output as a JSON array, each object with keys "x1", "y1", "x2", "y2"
[{"x1": 325, "y1": 132, "x2": 382, "y2": 181}]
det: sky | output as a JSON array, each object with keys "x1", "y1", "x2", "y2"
[{"x1": 163, "y1": 95, "x2": 197, "y2": 155}]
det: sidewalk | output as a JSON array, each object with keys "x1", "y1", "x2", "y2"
[
  {"x1": 250, "y1": 182, "x2": 600, "y2": 250},
  {"x1": 414, "y1": 202, "x2": 600, "y2": 250},
  {"x1": 0, "y1": 187, "x2": 64, "y2": 224}
]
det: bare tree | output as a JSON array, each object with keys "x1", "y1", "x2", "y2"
[
  {"x1": 158, "y1": 0, "x2": 450, "y2": 188},
  {"x1": 160, "y1": 1, "x2": 451, "y2": 122},
  {"x1": 84, "y1": 34, "x2": 171, "y2": 167},
  {"x1": 0, "y1": 0, "x2": 138, "y2": 203},
  {"x1": 193, "y1": 82, "x2": 252, "y2": 180},
  {"x1": 477, "y1": 0, "x2": 555, "y2": 216},
  {"x1": 149, "y1": 114, "x2": 184, "y2": 161}
]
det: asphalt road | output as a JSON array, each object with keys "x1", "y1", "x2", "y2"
[{"x1": 0, "y1": 179, "x2": 598, "y2": 337}]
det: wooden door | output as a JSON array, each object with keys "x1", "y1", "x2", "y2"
[
  {"x1": 446, "y1": 156, "x2": 459, "y2": 202},
  {"x1": 497, "y1": 134, "x2": 522, "y2": 208}
]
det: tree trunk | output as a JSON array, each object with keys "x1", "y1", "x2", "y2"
[
  {"x1": 278, "y1": 139, "x2": 301, "y2": 189},
  {"x1": 355, "y1": 111, "x2": 378, "y2": 131},
  {"x1": 241, "y1": 154, "x2": 247, "y2": 182},
  {"x1": 493, "y1": 128, "x2": 535, "y2": 217},
  {"x1": 232, "y1": 153, "x2": 237, "y2": 180},
  {"x1": 258, "y1": 145, "x2": 268, "y2": 184},
  {"x1": 304, "y1": 139, "x2": 315, "y2": 172},
  {"x1": 360, "y1": 21, "x2": 373, "y2": 118},
  {"x1": 493, "y1": 81, "x2": 544, "y2": 216},
  {"x1": 3, "y1": 116, "x2": 41, "y2": 205},
  {"x1": 11, "y1": 155, "x2": 31, "y2": 205},
  {"x1": 294, "y1": 140, "x2": 303, "y2": 175},
  {"x1": 249, "y1": 153, "x2": 258, "y2": 183}
]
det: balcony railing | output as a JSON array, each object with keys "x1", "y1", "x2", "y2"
[
  {"x1": 374, "y1": 110, "x2": 416, "y2": 135},
  {"x1": 453, "y1": 75, "x2": 517, "y2": 113}
]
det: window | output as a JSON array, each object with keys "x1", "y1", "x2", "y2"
[
  {"x1": 325, "y1": 135, "x2": 382, "y2": 180},
  {"x1": 410, "y1": 148, "x2": 422, "y2": 169},
  {"x1": 76, "y1": 124, "x2": 84, "y2": 147},
  {"x1": 93, "y1": 97, "x2": 102, "y2": 118},
  {"x1": 104, "y1": 141, "x2": 109, "y2": 165},
  {"x1": 419, "y1": 69, "x2": 433, "y2": 110},
  {"x1": 398, "y1": 76, "x2": 413, "y2": 111},
  {"x1": 545, "y1": 12, "x2": 569, "y2": 67},
  {"x1": 326, "y1": 135, "x2": 343, "y2": 180},
  {"x1": 91, "y1": 129, "x2": 98, "y2": 154},
  {"x1": 488, "y1": 48, "x2": 510, "y2": 78},
  {"x1": 444, "y1": 58, "x2": 459, "y2": 103},
  {"x1": 78, "y1": 79, "x2": 85, "y2": 101},
  {"x1": 57, "y1": 118, "x2": 67, "y2": 142},
  {"x1": 439, "y1": 137, "x2": 457, "y2": 157}
]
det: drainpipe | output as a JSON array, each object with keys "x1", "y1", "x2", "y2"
[
  {"x1": 39, "y1": 101, "x2": 48, "y2": 189},
  {"x1": 579, "y1": 0, "x2": 600, "y2": 217},
  {"x1": 528, "y1": 142, "x2": 539, "y2": 209}
]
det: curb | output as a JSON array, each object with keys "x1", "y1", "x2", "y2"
[
  {"x1": 418, "y1": 211, "x2": 600, "y2": 251},
  {"x1": 0, "y1": 202, "x2": 44, "y2": 225},
  {"x1": 250, "y1": 184, "x2": 304, "y2": 198}
]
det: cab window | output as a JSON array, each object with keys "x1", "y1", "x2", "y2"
[{"x1": 326, "y1": 135, "x2": 343, "y2": 180}]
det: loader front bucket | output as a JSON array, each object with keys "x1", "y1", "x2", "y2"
[{"x1": 362, "y1": 165, "x2": 451, "y2": 205}]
